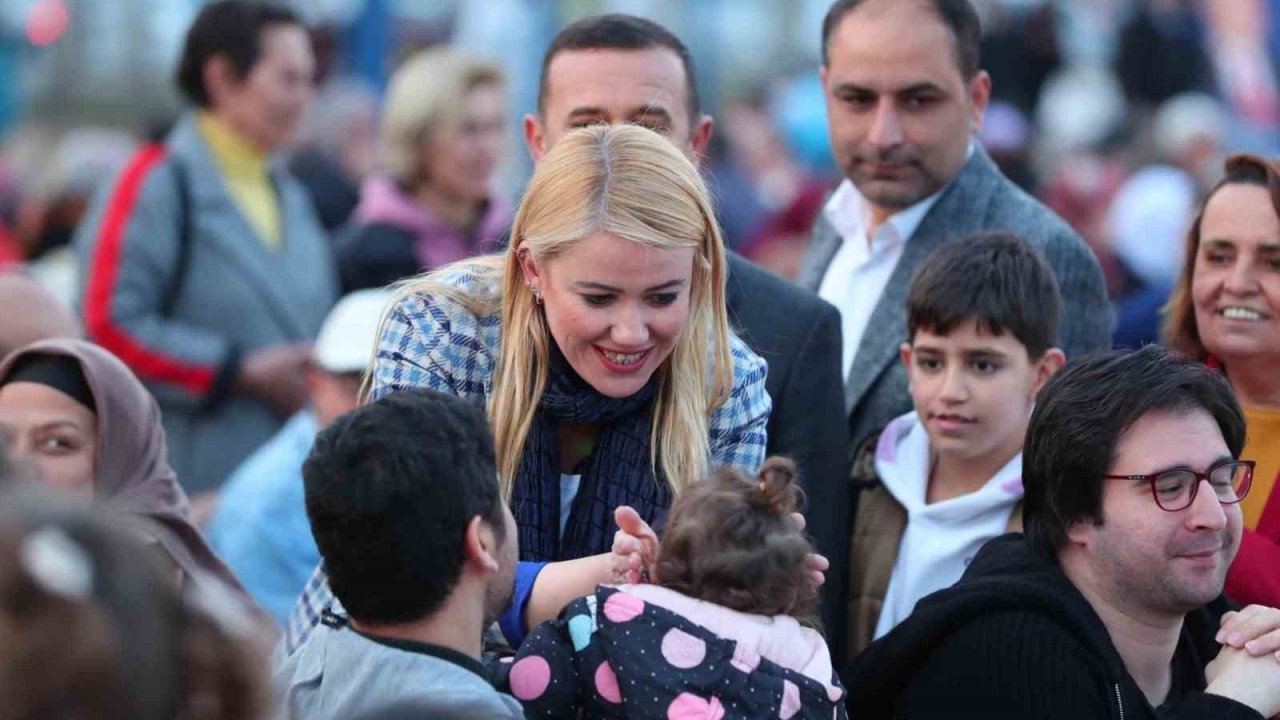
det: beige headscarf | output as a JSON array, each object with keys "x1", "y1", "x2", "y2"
[{"x1": 0, "y1": 338, "x2": 251, "y2": 602}]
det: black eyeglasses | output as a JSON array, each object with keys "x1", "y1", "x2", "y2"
[{"x1": 1104, "y1": 459, "x2": 1254, "y2": 512}]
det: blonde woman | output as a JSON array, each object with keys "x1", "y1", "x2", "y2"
[
  {"x1": 282, "y1": 124, "x2": 771, "y2": 654},
  {"x1": 336, "y1": 48, "x2": 512, "y2": 292}
]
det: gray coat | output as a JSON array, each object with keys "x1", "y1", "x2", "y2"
[
  {"x1": 796, "y1": 145, "x2": 1112, "y2": 449},
  {"x1": 273, "y1": 622, "x2": 525, "y2": 720},
  {"x1": 74, "y1": 114, "x2": 337, "y2": 493}
]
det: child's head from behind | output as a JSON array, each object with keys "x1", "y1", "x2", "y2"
[
  {"x1": 902, "y1": 232, "x2": 1066, "y2": 463},
  {"x1": 655, "y1": 457, "x2": 816, "y2": 620}
]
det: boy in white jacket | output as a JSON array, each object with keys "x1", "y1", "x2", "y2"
[{"x1": 844, "y1": 231, "x2": 1066, "y2": 659}]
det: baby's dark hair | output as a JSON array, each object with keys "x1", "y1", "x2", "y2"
[{"x1": 655, "y1": 457, "x2": 817, "y2": 620}]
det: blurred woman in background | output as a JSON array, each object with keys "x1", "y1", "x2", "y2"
[
  {"x1": 336, "y1": 48, "x2": 512, "y2": 292},
  {"x1": 1165, "y1": 153, "x2": 1280, "y2": 607}
]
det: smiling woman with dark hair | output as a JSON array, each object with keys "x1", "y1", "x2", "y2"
[{"x1": 1163, "y1": 154, "x2": 1280, "y2": 607}]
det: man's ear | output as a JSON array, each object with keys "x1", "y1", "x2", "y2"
[
  {"x1": 1064, "y1": 516, "x2": 1096, "y2": 551},
  {"x1": 968, "y1": 70, "x2": 992, "y2": 134},
  {"x1": 463, "y1": 516, "x2": 500, "y2": 574},
  {"x1": 689, "y1": 115, "x2": 713, "y2": 165},
  {"x1": 523, "y1": 113, "x2": 548, "y2": 163},
  {"x1": 899, "y1": 341, "x2": 913, "y2": 371}
]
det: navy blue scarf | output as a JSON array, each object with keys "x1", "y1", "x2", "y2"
[{"x1": 511, "y1": 347, "x2": 670, "y2": 562}]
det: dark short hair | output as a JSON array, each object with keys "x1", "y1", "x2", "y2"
[
  {"x1": 907, "y1": 231, "x2": 1060, "y2": 359},
  {"x1": 821, "y1": 0, "x2": 982, "y2": 79},
  {"x1": 1022, "y1": 346, "x2": 1246, "y2": 557},
  {"x1": 655, "y1": 457, "x2": 817, "y2": 621},
  {"x1": 537, "y1": 14, "x2": 700, "y2": 121},
  {"x1": 175, "y1": 0, "x2": 303, "y2": 108},
  {"x1": 303, "y1": 389, "x2": 505, "y2": 625}
]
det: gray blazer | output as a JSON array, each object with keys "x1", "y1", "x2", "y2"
[
  {"x1": 797, "y1": 145, "x2": 1112, "y2": 450},
  {"x1": 75, "y1": 114, "x2": 337, "y2": 493}
]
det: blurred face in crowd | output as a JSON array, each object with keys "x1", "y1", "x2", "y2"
[
  {"x1": 520, "y1": 232, "x2": 694, "y2": 399},
  {"x1": 1066, "y1": 408, "x2": 1242, "y2": 618},
  {"x1": 821, "y1": 0, "x2": 990, "y2": 220},
  {"x1": 306, "y1": 368, "x2": 362, "y2": 428},
  {"x1": 1191, "y1": 183, "x2": 1280, "y2": 366},
  {"x1": 0, "y1": 382, "x2": 96, "y2": 494},
  {"x1": 208, "y1": 23, "x2": 315, "y2": 151},
  {"x1": 420, "y1": 82, "x2": 507, "y2": 204},
  {"x1": 901, "y1": 320, "x2": 1062, "y2": 467},
  {"x1": 524, "y1": 45, "x2": 712, "y2": 164}
]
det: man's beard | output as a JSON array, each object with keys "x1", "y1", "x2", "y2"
[{"x1": 483, "y1": 572, "x2": 517, "y2": 626}]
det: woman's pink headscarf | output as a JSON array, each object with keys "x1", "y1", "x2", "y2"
[{"x1": 0, "y1": 338, "x2": 252, "y2": 603}]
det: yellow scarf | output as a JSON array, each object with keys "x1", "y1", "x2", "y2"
[{"x1": 196, "y1": 112, "x2": 282, "y2": 251}]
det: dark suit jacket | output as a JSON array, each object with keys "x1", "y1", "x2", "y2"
[
  {"x1": 795, "y1": 146, "x2": 1112, "y2": 665},
  {"x1": 724, "y1": 251, "x2": 851, "y2": 648}
]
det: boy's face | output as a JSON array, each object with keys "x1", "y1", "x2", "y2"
[{"x1": 901, "y1": 319, "x2": 1064, "y2": 464}]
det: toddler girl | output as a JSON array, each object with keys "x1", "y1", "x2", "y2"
[{"x1": 494, "y1": 457, "x2": 847, "y2": 719}]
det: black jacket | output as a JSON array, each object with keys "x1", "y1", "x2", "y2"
[
  {"x1": 723, "y1": 252, "x2": 851, "y2": 657},
  {"x1": 844, "y1": 534, "x2": 1263, "y2": 720}
]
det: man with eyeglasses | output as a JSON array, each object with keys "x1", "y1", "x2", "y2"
[{"x1": 843, "y1": 346, "x2": 1280, "y2": 720}]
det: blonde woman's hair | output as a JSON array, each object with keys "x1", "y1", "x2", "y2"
[
  {"x1": 390, "y1": 124, "x2": 732, "y2": 499},
  {"x1": 378, "y1": 48, "x2": 504, "y2": 187}
]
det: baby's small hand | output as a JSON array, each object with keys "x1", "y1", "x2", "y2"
[{"x1": 611, "y1": 506, "x2": 659, "y2": 585}]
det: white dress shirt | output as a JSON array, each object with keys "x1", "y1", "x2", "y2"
[{"x1": 817, "y1": 182, "x2": 941, "y2": 379}]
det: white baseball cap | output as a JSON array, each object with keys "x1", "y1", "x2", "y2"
[{"x1": 312, "y1": 289, "x2": 393, "y2": 374}]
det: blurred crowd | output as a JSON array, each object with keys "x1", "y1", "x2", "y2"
[{"x1": 0, "y1": 0, "x2": 1279, "y2": 718}]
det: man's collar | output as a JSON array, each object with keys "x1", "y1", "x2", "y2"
[
  {"x1": 824, "y1": 140, "x2": 976, "y2": 244},
  {"x1": 350, "y1": 625, "x2": 490, "y2": 681}
]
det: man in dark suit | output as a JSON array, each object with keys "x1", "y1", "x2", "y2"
[
  {"x1": 524, "y1": 14, "x2": 851, "y2": 634},
  {"x1": 797, "y1": 0, "x2": 1111, "y2": 664}
]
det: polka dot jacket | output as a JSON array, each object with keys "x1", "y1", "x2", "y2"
[{"x1": 490, "y1": 585, "x2": 849, "y2": 719}]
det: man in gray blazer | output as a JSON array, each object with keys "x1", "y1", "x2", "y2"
[
  {"x1": 799, "y1": 0, "x2": 1110, "y2": 665},
  {"x1": 799, "y1": 0, "x2": 1112, "y2": 450}
]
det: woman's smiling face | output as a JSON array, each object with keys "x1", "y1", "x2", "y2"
[
  {"x1": 520, "y1": 232, "x2": 695, "y2": 398},
  {"x1": 1191, "y1": 182, "x2": 1280, "y2": 365}
]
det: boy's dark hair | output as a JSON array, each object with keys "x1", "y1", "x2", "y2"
[
  {"x1": 656, "y1": 457, "x2": 817, "y2": 621},
  {"x1": 1022, "y1": 346, "x2": 1246, "y2": 557},
  {"x1": 907, "y1": 231, "x2": 1060, "y2": 359},
  {"x1": 303, "y1": 389, "x2": 505, "y2": 625},
  {"x1": 821, "y1": 0, "x2": 982, "y2": 79},
  {"x1": 537, "y1": 14, "x2": 700, "y2": 122},
  {"x1": 176, "y1": 0, "x2": 303, "y2": 108}
]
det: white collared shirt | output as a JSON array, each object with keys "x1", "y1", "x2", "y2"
[{"x1": 817, "y1": 182, "x2": 942, "y2": 379}]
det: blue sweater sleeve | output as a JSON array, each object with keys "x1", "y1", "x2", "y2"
[{"x1": 499, "y1": 561, "x2": 547, "y2": 648}]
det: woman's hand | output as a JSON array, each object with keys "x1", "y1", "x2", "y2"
[
  {"x1": 791, "y1": 512, "x2": 829, "y2": 588},
  {"x1": 611, "y1": 506, "x2": 659, "y2": 585}
]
